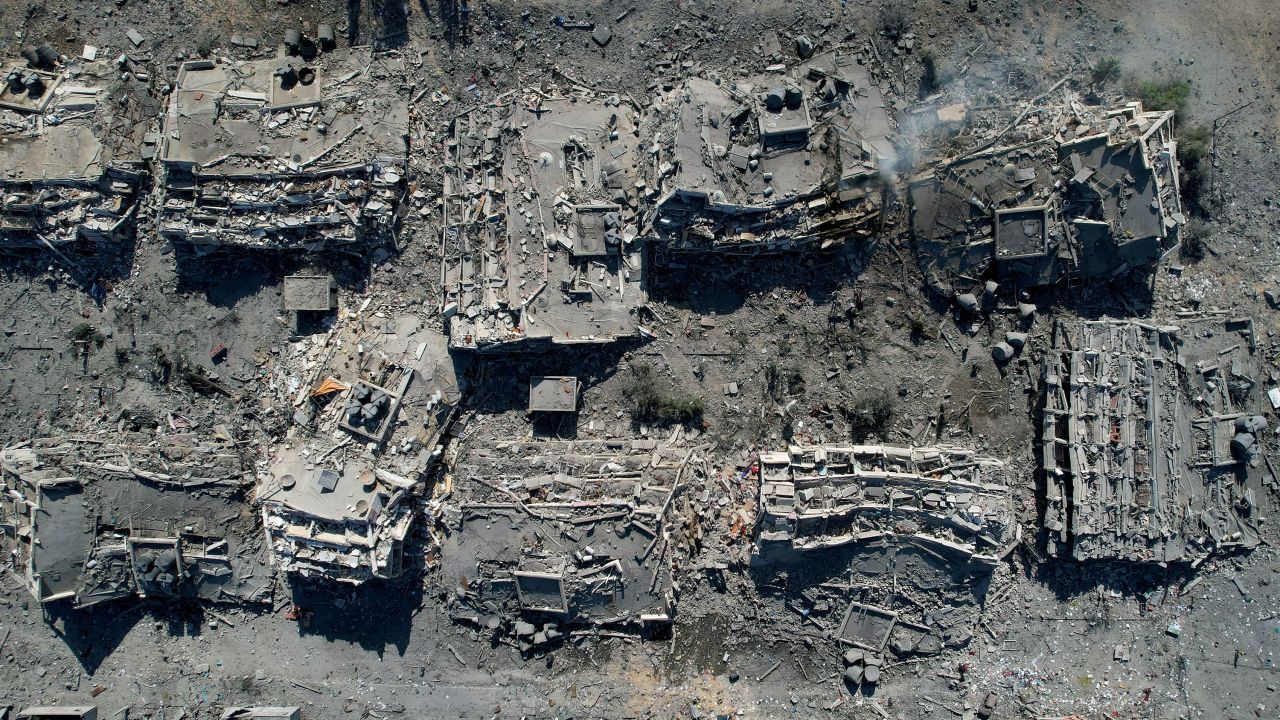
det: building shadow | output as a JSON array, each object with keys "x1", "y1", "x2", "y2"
[
  {"x1": 286, "y1": 568, "x2": 422, "y2": 658},
  {"x1": 647, "y1": 243, "x2": 867, "y2": 318},
  {"x1": 173, "y1": 245, "x2": 370, "y2": 308}
]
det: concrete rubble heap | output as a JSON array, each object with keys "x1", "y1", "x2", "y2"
[
  {"x1": 439, "y1": 438, "x2": 700, "y2": 648},
  {"x1": 645, "y1": 49, "x2": 894, "y2": 255},
  {"x1": 442, "y1": 89, "x2": 647, "y2": 349},
  {"x1": 158, "y1": 47, "x2": 408, "y2": 252},
  {"x1": 751, "y1": 444, "x2": 1015, "y2": 661},
  {"x1": 1041, "y1": 318, "x2": 1264, "y2": 562},
  {"x1": 0, "y1": 435, "x2": 271, "y2": 608},
  {"x1": 0, "y1": 48, "x2": 152, "y2": 249},
  {"x1": 755, "y1": 444, "x2": 1015, "y2": 558},
  {"x1": 259, "y1": 309, "x2": 460, "y2": 583},
  {"x1": 911, "y1": 97, "x2": 1184, "y2": 295}
]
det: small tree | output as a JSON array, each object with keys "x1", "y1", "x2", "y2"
[{"x1": 1090, "y1": 57, "x2": 1121, "y2": 89}]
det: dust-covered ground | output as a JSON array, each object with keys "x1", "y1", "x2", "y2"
[{"x1": 1, "y1": 0, "x2": 1279, "y2": 718}]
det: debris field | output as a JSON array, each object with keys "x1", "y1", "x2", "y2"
[{"x1": 0, "y1": 1, "x2": 1279, "y2": 719}]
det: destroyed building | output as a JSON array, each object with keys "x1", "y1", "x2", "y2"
[
  {"x1": 0, "y1": 48, "x2": 152, "y2": 250},
  {"x1": 0, "y1": 436, "x2": 271, "y2": 608},
  {"x1": 910, "y1": 99, "x2": 1184, "y2": 295},
  {"x1": 158, "y1": 48, "x2": 408, "y2": 252},
  {"x1": 645, "y1": 50, "x2": 893, "y2": 255},
  {"x1": 260, "y1": 311, "x2": 460, "y2": 583},
  {"x1": 752, "y1": 444, "x2": 1016, "y2": 658},
  {"x1": 441, "y1": 91, "x2": 647, "y2": 349},
  {"x1": 1041, "y1": 318, "x2": 1264, "y2": 563},
  {"x1": 439, "y1": 439, "x2": 692, "y2": 649},
  {"x1": 755, "y1": 444, "x2": 1016, "y2": 558}
]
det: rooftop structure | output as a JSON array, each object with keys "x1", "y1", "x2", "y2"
[
  {"x1": 910, "y1": 99, "x2": 1184, "y2": 295},
  {"x1": 528, "y1": 376, "x2": 580, "y2": 413},
  {"x1": 158, "y1": 49, "x2": 408, "y2": 252},
  {"x1": 441, "y1": 92, "x2": 646, "y2": 349},
  {"x1": 1041, "y1": 318, "x2": 1264, "y2": 562},
  {"x1": 282, "y1": 274, "x2": 337, "y2": 312},
  {"x1": 646, "y1": 51, "x2": 892, "y2": 255},
  {"x1": 0, "y1": 52, "x2": 151, "y2": 249}
]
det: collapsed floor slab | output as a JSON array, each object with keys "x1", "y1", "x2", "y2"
[
  {"x1": 158, "y1": 48, "x2": 408, "y2": 252},
  {"x1": 910, "y1": 98, "x2": 1183, "y2": 295},
  {"x1": 260, "y1": 312, "x2": 460, "y2": 583},
  {"x1": 0, "y1": 436, "x2": 270, "y2": 608},
  {"x1": 0, "y1": 53, "x2": 152, "y2": 250},
  {"x1": 750, "y1": 444, "x2": 1016, "y2": 659},
  {"x1": 439, "y1": 439, "x2": 696, "y2": 648},
  {"x1": 442, "y1": 91, "x2": 647, "y2": 349},
  {"x1": 1041, "y1": 317, "x2": 1264, "y2": 562},
  {"x1": 645, "y1": 49, "x2": 893, "y2": 256}
]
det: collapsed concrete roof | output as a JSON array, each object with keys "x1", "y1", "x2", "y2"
[
  {"x1": 0, "y1": 56, "x2": 152, "y2": 249},
  {"x1": 440, "y1": 439, "x2": 693, "y2": 646},
  {"x1": 260, "y1": 312, "x2": 460, "y2": 583},
  {"x1": 1041, "y1": 318, "x2": 1264, "y2": 563},
  {"x1": 646, "y1": 50, "x2": 893, "y2": 255},
  {"x1": 442, "y1": 92, "x2": 647, "y2": 350},
  {"x1": 910, "y1": 99, "x2": 1184, "y2": 295},
  {"x1": 158, "y1": 50, "x2": 408, "y2": 252},
  {"x1": 0, "y1": 435, "x2": 270, "y2": 608}
]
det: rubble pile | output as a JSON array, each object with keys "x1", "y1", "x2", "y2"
[
  {"x1": 442, "y1": 90, "x2": 647, "y2": 349},
  {"x1": 748, "y1": 444, "x2": 1015, "y2": 664},
  {"x1": 260, "y1": 309, "x2": 459, "y2": 583},
  {"x1": 1041, "y1": 318, "x2": 1264, "y2": 562},
  {"x1": 158, "y1": 47, "x2": 408, "y2": 252},
  {"x1": 0, "y1": 435, "x2": 269, "y2": 607},
  {"x1": 1, "y1": 3, "x2": 1275, "y2": 716},
  {"x1": 0, "y1": 49, "x2": 151, "y2": 249},
  {"x1": 645, "y1": 49, "x2": 894, "y2": 255},
  {"x1": 755, "y1": 444, "x2": 1015, "y2": 559},
  {"x1": 439, "y1": 438, "x2": 700, "y2": 646},
  {"x1": 911, "y1": 97, "x2": 1184, "y2": 295}
]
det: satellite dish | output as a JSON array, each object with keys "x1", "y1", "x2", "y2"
[{"x1": 279, "y1": 474, "x2": 296, "y2": 490}]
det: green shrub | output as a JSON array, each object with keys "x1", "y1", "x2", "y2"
[
  {"x1": 844, "y1": 392, "x2": 894, "y2": 441},
  {"x1": 920, "y1": 49, "x2": 940, "y2": 93},
  {"x1": 1136, "y1": 79, "x2": 1191, "y2": 114},
  {"x1": 1180, "y1": 220, "x2": 1209, "y2": 262},
  {"x1": 1178, "y1": 124, "x2": 1212, "y2": 212},
  {"x1": 1090, "y1": 57, "x2": 1121, "y2": 88}
]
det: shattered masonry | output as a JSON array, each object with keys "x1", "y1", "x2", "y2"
[
  {"x1": 910, "y1": 99, "x2": 1184, "y2": 295},
  {"x1": 1, "y1": 56, "x2": 152, "y2": 249},
  {"x1": 158, "y1": 50, "x2": 408, "y2": 252},
  {"x1": 442, "y1": 91, "x2": 646, "y2": 350},
  {"x1": 646, "y1": 50, "x2": 893, "y2": 255},
  {"x1": 1041, "y1": 318, "x2": 1264, "y2": 563},
  {"x1": 755, "y1": 444, "x2": 1015, "y2": 560},
  {"x1": 749, "y1": 444, "x2": 1016, "y2": 659},
  {"x1": 0, "y1": 436, "x2": 271, "y2": 608}
]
